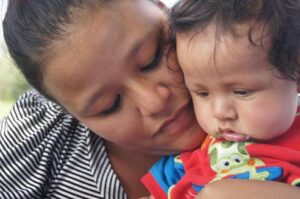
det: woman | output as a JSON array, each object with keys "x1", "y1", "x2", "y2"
[
  {"x1": 1, "y1": 0, "x2": 299, "y2": 198},
  {"x1": 1, "y1": 0, "x2": 204, "y2": 198}
]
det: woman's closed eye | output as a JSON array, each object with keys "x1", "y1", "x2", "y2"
[
  {"x1": 140, "y1": 32, "x2": 164, "y2": 72},
  {"x1": 100, "y1": 94, "x2": 121, "y2": 116}
]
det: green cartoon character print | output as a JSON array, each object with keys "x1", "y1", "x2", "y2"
[{"x1": 208, "y1": 139, "x2": 270, "y2": 182}]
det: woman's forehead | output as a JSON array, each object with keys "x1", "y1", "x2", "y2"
[
  {"x1": 46, "y1": 0, "x2": 165, "y2": 66},
  {"x1": 44, "y1": 0, "x2": 165, "y2": 79}
]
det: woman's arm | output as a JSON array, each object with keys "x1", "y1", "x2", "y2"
[{"x1": 198, "y1": 179, "x2": 300, "y2": 199}]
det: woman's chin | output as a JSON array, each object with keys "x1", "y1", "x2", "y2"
[{"x1": 169, "y1": 128, "x2": 207, "y2": 153}]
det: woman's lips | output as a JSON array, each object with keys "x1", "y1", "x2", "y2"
[
  {"x1": 156, "y1": 103, "x2": 195, "y2": 136},
  {"x1": 221, "y1": 129, "x2": 250, "y2": 142}
]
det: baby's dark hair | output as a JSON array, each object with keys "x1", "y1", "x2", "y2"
[
  {"x1": 171, "y1": 0, "x2": 300, "y2": 81},
  {"x1": 3, "y1": 0, "x2": 111, "y2": 99}
]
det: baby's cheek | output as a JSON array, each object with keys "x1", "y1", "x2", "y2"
[{"x1": 246, "y1": 111, "x2": 290, "y2": 139}]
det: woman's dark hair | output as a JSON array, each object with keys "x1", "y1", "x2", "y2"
[
  {"x1": 171, "y1": 0, "x2": 300, "y2": 81},
  {"x1": 3, "y1": 0, "x2": 110, "y2": 99}
]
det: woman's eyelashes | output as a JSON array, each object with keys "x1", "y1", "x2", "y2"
[
  {"x1": 100, "y1": 95, "x2": 121, "y2": 116},
  {"x1": 98, "y1": 33, "x2": 166, "y2": 117},
  {"x1": 140, "y1": 33, "x2": 164, "y2": 72}
]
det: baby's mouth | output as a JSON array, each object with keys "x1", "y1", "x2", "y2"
[{"x1": 219, "y1": 129, "x2": 250, "y2": 142}]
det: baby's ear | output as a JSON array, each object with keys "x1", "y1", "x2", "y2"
[
  {"x1": 166, "y1": 45, "x2": 185, "y2": 84},
  {"x1": 166, "y1": 45, "x2": 180, "y2": 71},
  {"x1": 152, "y1": 0, "x2": 168, "y2": 12}
]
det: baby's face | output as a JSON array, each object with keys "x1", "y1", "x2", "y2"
[{"x1": 176, "y1": 24, "x2": 299, "y2": 142}]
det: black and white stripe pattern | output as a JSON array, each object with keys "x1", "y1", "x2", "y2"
[{"x1": 0, "y1": 90, "x2": 127, "y2": 199}]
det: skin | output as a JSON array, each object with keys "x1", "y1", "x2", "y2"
[
  {"x1": 177, "y1": 23, "x2": 299, "y2": 142},
  {"x1": 198, "y1": 179, "x2": 300, "y2": 199},
  {"x1": 41, "y1": 0, "x2": 205, "y2": 197}
]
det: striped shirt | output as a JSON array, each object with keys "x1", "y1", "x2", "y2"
[{"x1": 0, "y1": 90, "x2": 127, "y2": 199}]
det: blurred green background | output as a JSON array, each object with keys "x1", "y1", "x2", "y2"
[
  {"x1": 0, "y1": 42, "x2": 30, "y2": 119},
  {"x1": 0, "y1": 0, "x2": 30, "y2": 119}
]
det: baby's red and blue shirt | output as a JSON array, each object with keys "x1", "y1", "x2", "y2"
[{"x1": 142, "y1": 112, "x2": 300, "y2": 199}]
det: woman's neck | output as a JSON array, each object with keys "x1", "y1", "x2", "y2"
[{"x1": 105, "y1": 141, "x2": 161, "y2": 199}]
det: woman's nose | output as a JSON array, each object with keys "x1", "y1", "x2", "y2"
[
  {"x1": 130, "y1": 78, "x2": 171, "y2": 116},
  {"x1": 212, "y1": 98, "x2": 237, "y2": 121}
]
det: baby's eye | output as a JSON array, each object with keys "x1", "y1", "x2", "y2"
[
  {"x1": 233, "y1": 89, "x2": 252, "y2": 96},
  {"x1": 100, "y1": 95, "x2": 121, "y2": 116},
  {"x1": 196, "y1": 91, "x2": 209, "y2": 98}
]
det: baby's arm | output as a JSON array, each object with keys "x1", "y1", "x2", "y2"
[{"x1": 198, "y1": 179, "x2": 300, "y2": 199}]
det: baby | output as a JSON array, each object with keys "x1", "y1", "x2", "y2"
[{"x1": 142, "y1": 0, "x2": 300, "y2": 198}]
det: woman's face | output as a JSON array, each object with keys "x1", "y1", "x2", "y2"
[{"x1": 43, "y1": 0, "x2": 205, "y2": 155}]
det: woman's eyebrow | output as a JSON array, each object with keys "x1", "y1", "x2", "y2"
[
  {"x1": 127, "y1": 28, "x2": 160, "y2": 60},
  {"x1": 79, "y1": 91, "x2": 104, "y2": 115}
]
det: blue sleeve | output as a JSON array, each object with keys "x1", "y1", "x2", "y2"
[{"x1": 148, "y1": 155, "x2": 185, "y2": 193}]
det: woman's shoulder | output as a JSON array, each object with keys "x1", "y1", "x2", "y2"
[
  {"x1": 7, "y1": 89, "x2": 65, "y2": 118},
  {"x1": 0, "y1": 90, "x2": 96, "y2": 197},
  {"x1": 1, "y1": 89, "x2": 76, "y2": 140},
  {"x1": 0, "y1": 89, "x2": 92, "y2": 163},
  {"x1": 0, "y1": 90, "x2": 127, "y2": 199}
]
